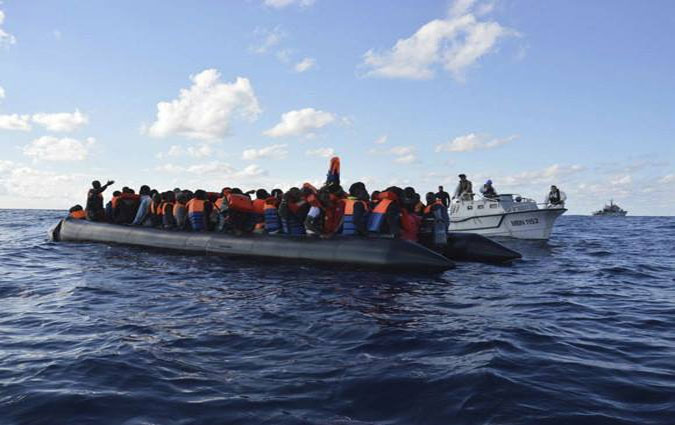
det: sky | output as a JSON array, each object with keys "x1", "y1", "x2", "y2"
[{"x1": 0, "y1": 0, "x2": 674, "y2": 215}]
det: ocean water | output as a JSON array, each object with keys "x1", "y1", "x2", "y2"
[{"x1": 1, "y1": 209, "x2": 674, "y2": 425}]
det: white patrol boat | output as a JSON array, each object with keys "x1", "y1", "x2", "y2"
[{"x1": 448, "y1": 194, "x2": 566, "y2": 240}]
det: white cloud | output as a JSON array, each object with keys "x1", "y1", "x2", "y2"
[
  {"x1": 435, "y1": 133, "x2": 517, "y2": 152},
  {"x1": 374, "y1": 134, "x2": 388, "y2": 144},
  {"x1": 0, "y1": 165, "x2": 89, "y2": 206},
  {"x1": 263, "y1": 108, "x2": 336, "y2": 138},
  {"x1": 156, "y1": 161, "x2": 236, "y2": 175},
  {"x1": 157, "y1": 144, "x2": 213, "y2": 159},
  {"x1": 659, "y1": 174, "x2": 675, "y2": 184},
  {"x1": 32, "y1": 109, "x2": 89, "y2": 132},
  {"x1": 23, "y1": 136, "x2": 95, "y2": 161},
  {"x1": 53, "y1": 29, "x2": 62, "y2": 40},
  {"x1": 263, "y1": 0, "x2": 315, "y2": 9},
  {"x1": 361, "y1": 0, "x2": 515, "y2": 80},
  {"x1": 369, "y1": 145, "x2": 417, "y2": 164},
  {"x1": 0, "y1": 114, "x2": 31, "y2": 131},
  {"x1": 0, "y1": 9, "x2": 17, "y2": 46},
  {"x1": 0, "y1": 86, "x2": 5, "y2": 100},
  {"x1": 242, "y1": 144, "x2": 288, "y2": 160},
  {"x1": 294, "y1": 57, "x2": 316, "y2": 72},
  {"x1": 251, "y1": 27, "x2": 285, "y2": 54},
  {"x1": 146, "y1": 69, "x2": 261, "y2": 141},
  {"x1": 305, "y1": 147, "x2": 335, "y2": 158},
  {"x1": 500, "y1": 164, "x2": 585, "y2": 186},
  {"x1": 236, "y1": 164, "x2": 267, "y2": 177},
  {"x1": 610, "y1": 174, "x2": 632, "y2": 186},
  {"x1": 394, "y1": 154, "x2": 417, "y2": 164}
]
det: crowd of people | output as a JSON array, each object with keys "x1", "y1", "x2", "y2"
[{"x1": 67, "y1": 157, "x2": 565, "y2": 246}]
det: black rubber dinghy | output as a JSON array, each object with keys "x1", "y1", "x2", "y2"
[
  {"x1": 52, "y1": 219, "x2": 455, "y2": 272},
  {"x1": 443, "y1": 232, "x2": 522, "y2": 263}
]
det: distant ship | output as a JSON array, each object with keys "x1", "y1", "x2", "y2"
[{"x1": 592, "y1": 200, "x2": 627, "y2": 216}]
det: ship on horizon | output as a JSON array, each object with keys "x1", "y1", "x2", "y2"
[{"x1": 592, "y1": 200, "x2": 627, "y2": 216}]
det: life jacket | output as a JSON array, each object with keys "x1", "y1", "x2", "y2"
[
  {"x1": 263, "y1": 198, "x2": 281, "y2": 234},
  {"x1": 186, "y1": 199, "x2": 206, "y2": 231},
  {"x1": 340, "y1": 198, "x2": 369, "y2": 235},
  {"x1": 400, "y1": 209, "x2": 420, "y2": 242},
  {"x1": 114, "y1": 193, "x2": 140, "y2": 224},
  {"x1": 367, "y1": 191, "x2": 398, "y2": 232},
  {"x1": 173, "y1": 201, "x2": 187, "y2": 229},
  {"x1": 413, "y1": 201, "x2": 425, "y2": 215},
  {"x1": 226, "y1": 193, "x2": 254, "y2": 213},
  {"x1": 86, "y1": 191, "x2": 103, "y2": 212},
  {"x1": 252, "y1": 198, "x2": 266, "y2": 232},
  {"x1": 162, "y1": 202, "x2": 175, "y2": 228},
  {"x1": 424, "y1": 200, "x2": 444, "y2": 215},
  {"x1": 69, "y1": 209, "x2": 86, "y2": 219},
  {"x1": 282, "y1": 201, "x2": 306, "y2": 235}
]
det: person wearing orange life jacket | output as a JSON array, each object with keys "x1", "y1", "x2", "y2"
[
  {"x1": 186, "y1": 189, "x2": 210, "y2": 231},
  {"x1": 113, "y1": 187, "x2": 140, "y2": 224},
  {"x1": 251, "y1": 189, "x2": 269, "y2": 233},
  {"x1": 68, "y1": 205, "x2": 86, "y2": 219},
  {"x1": 399, "y1": 187, "x2": 421, "y2": 242},
  {"x1": 367, "y1": 187, "x2": 402, "y2": 237},
  {"x1": 85, "y1": 179, "x2": 114, "y2": 222},
  {"x1": 421, "y1": 192, "x2": 449, "y2": 248},
  {"x1": 147, "y1": 192, "x2": 163, "y2": 227},
  {"x1": 369, "y1": 190, "x2": 381, "y2": 210},
  {"x1": 217, "y1": 189, "x2": 254, "y2": 234},
  {"x1": 105, "y1": 191, "x2": 121, "y2": 223},
  {"x1": 339, "y1": 182, "x2": 370, "y2": 236},
  {"x1": 278, "y1": 187, "x2": 307, "y2": 235},
  {"x1": 263, "y1": 195, "x2": 282, "y2": 234},
  {"x1": 161, "y1": 191, "x2": 176, "y2": 229},
  {"x1": 413, "y1": 193, "x2": 425, "y2": 216},
  {"x1": 173, "y1": 192, "x2": 188, "y2": 230}
]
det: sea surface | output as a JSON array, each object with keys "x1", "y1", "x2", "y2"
[{"x1": 1, "y1": 209, "x2": 674, "y2": 425}]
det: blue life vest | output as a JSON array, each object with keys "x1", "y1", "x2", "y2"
[
  {"x1": 187, "y1": 199, "x2": 206, "y2": 231},
  {"x1": 282, "y1": 216, "x2": 305, "y2": 235},
  {"x1": 341, "y1": 198, "x2": 367, "y2": 235},
  {"x1": 367, "y1": 199, "x2": 393, "y2": 232},
  {"x1": 264, "y1": 204, "x2": 281, "y2": 233}
]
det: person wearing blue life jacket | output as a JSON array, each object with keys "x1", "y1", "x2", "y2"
[
  {"x1": 367, "y1": 186, "x2": 402, "y2": 237},
  {"x1": 339, "y1": 182, "x2": 370, "y2": 236},
  {"x1": 422, "y1": 192, "x2": 449, "y2": 248},
  {"x1": 278, "y1": 188, "x2": 307, "y2": 235}
]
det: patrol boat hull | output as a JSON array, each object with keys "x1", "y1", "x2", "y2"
[
  {"x1": 449, "y1": 208, "x2": 566, "y2": 240},
  {"x1": 449, "y1": 194, "x2": 566, "y2": 240},
  {"x1": 51, "y1": 219, "x2": 454, "y2": 272}
]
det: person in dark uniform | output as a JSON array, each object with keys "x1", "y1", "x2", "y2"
[
  {"x1": 86, "y1": 180, "x2": 114, "y2": 221},
  {"x1": 435, "y1": 185, "x2": 451, "y2": 208}
]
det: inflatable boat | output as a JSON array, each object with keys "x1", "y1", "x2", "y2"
[{"x1": 51, "y1": 219, "x2": 456, "y2": 272}]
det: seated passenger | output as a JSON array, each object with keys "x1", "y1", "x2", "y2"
[
  {"x1": 216, "y1": 190, "x2": 255, "y2": 234},
  {"x1": 263, "y1": 194, "x2": 282, "y2": 234},
  {"x1": 105, "y1": 190, "x2": 121, "y2": 222},
  {"x1": 278, "y1": 188, "x2": 307, "y2": 235},
  {"x1": 252, "y1": 189, "x2": 269, "y2": 233},
  {"x1": 186, "y1": 189, "x2": 210, "y2": 231},
  {"x1": 68, "y1": 204, "x2": 86, "y2": 219},
  {"x1": 480, "y1": 179, "x2": 498, "y2": 198},
  {"x1": 173, "y1": 192, "x2": 188, "y2": 230},
  {"x1": 132, "y1": 185, "x2": 152, "y2": 225},
  {"x1": 113, "y1": 187, "x2": 140, "y2": 224},
  {"x1": 422, "y1": 192, "x2": 449, "y2": 248},
  {"x1": 147, "y1": 192, "x2": 162, "y2": 227},
  {"x1": 369, "y1": 190, "x2": 381, "y2": 210},
  {"x1": 367, "y1": 187, "x2": 402, "y2": 237},
  {"x1": 161, "y1": 191, "x2": 176, "y2": 229},
  {"x1": 339, "y1": 183, "x2": 370, "y2": 236},
  {"x1": 85, "y1": 179, "x2": 114, "y2": 222}
]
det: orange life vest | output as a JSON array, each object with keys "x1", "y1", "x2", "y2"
[
  {"x1": 69, "y1": 209, "x2": 86, "y2": 219},
  {"x1": 424, "y1": 200, "x2": 444, "y2": 215},
  {"x1": 226, "y1": 194, "x2": 254, "y2": 213}
]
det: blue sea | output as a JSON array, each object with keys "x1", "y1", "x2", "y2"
[{"x1": 1, "y1": 209, "x2": 674, "y2": 425}]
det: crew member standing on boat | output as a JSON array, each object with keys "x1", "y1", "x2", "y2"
[
  {"x1": 480, "y1": 179, "x2": 498, "y2": 198},
  {"x1": 453, "y1": 174, "x2": 473, "y2": 200},
  {"x1": 86, "y1": 180, "x2": 114, "y2": 221},
  {"x1": 435, "y1": 185, "x2": 451, "y2": 208},
  {"x1": 547, "y1": 185, "x2": 565, "y2": 207}
]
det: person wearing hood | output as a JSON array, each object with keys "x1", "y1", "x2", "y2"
[{"x1": 480, "y1": 179, "x2": 498, "y2": 198}]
